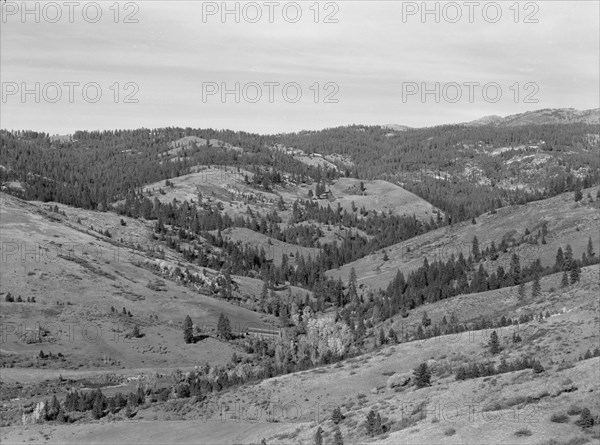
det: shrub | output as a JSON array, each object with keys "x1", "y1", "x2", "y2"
[
  {"x1": 514, "y1": 428, "x2": 532, "y2": 437},
  {"x1": 567, "y1": 405, "x2": 583, "y2": 416},
  {"x1": 574, "y1": 408, "x2": 594, "y2": 428},
  {"x1": 532, "y1": 360, "x2": 545, "y2": 373},
  {"x1": 444, "y1": 427, "x2": 456, "y2": 436},
  {"x1": 550, "y1": 413, "x2": 569, "y2": 423}
]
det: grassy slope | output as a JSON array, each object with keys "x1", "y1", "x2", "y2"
[
  {"x1": 0, "y1": 193, "x2": 276, "y2": 374},
  {"x1": 325, "y1": 185, "x2": 600, "y2": 292},
  {"x1": 218, "y1": 227, "x2": 321, "y2": 267}
]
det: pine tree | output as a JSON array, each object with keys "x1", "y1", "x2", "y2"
[
  {"x1": 510, "y1": 253, "x2": 521, "y2": 285},
  {"x1": 331, "y1": 406, "x2": 343, "y2": 424},
  {"x1": 183, "y1": 315, "x2": 193, "y2": 344},
  {"x1": 355, "y1": 317, "x2": 366, "y2": 341},
  {"x1": 489, "y1": 330, "x2": 501, "y2": 354},
  {"x1": 531, "y1": 274, "x2": 541, "y2": 299},
  {"x1": 570, "y1": 261, "x2": 581, "y2": 284},
  {"x1": 374, "y1": 413, "x2": 383, "y2": 435},
  {"x1": 421, "y1": 311, "x2": 431, "y2": 327},
  {"x1": 413, "y1": 363, "x2": 431, "y2": 388},
  {"x1": 512, "y1": 331, "x2": 522, "y2": 343},
  {"x1": 564, "y1": 244, "x2": 573, "y2": 270},
  {"x1": 366, "y1": 410, "x2": 376, "y2": 436},
  {"x1": 587, "y1": 237, "x2": 595, "y2": 261},
  {"x1": 574, "y1": 189, "x2": 583, "y2": 202},
  {"x1": 378, "y1": 328, "x2": 386, "y2": 346},
  {"x1": 314, "y1": 426, "x2": 323, "y2": 445},
  {"x1": 555, "y1": 247, "x2": 564, "y2": 271},
  {"x1": 472, "y1": 236, "x2": 480, "y2": 260},
  {"x1": 217, "y1": 313, "x2": 232, "y2": 340},
  {"x1": 561, "y1": 271, "x2": 569, "y2": 288},
  {"x1": 221, "y1": 268, "x2": 233, "y2": 300},
  {"x1": 92, "y1": 396, "x2": 103, "y2": 419},
  {"x1": 261, "y1": 280, "x2": 269, "y2": 308},
  {"x1": 348, "y1": 267, "x2": 358, "y2": 303}
]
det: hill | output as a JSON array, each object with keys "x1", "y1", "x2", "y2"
[
  {"x1": 0, "y1": 192, "x2": 278, "y2": 374},
  {"x1": 466, "y1": 108, "x2": 600, "y2": 127},
  {"x1": 325, "y1": 185, "x2": 600, "y2": 291}
]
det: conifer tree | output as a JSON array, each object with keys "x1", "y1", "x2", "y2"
[
  {"x1": 374, "y1": 413, "x2": 383, "y2": 435},
  {"x1": 472, "y1": 236, "x2": 480, "y2": 260},
  {"x1": 421, "y1": 311, "x2": 431, "y2": 327},
  {"x1": 561, "y1": 271, "x2": 569, "y2": 288},
  {"x1": 217, "y1": 313, "x2": 232, "y2": 340},
  {"x1": 183, "y1": 315, "x2": 194, "y2": 344},
  {"x1": 555, "y1": 247, "x2": 564, "y2": 271},
  {"x1": 331, "y1": 406, "x2": 343, "y2": 424},
  {"x1": 570, "y1": 261, "x2": 581, "y2": 284},
  {"x1": 348, "y1": 267, "x2": 358, "y2": 303},
  {"x1": 378, "y1": 328, "x2": 386, "y2": 346},
  {"x1": 314, "y1": 426, "x2": 323, "y2": 445},
  {"x1": 518, "y1": 281, "x2": 526, "y2": 301},
  {"x1": 366, "y1": 410, "x2": 376, "y2": 436},
  {"x1": 510, "y1": 253, "x2": 521, "y2": 285},
  {"x1": 388, "y1": 327, "x2": 398, "y2": 344},
  {"x1": 489, "y1": 330, "x2": 501, "y2": 354},
  {"x1": 531, "y1": 274, "x2": 541, "y2": 299},
  {"x1": 587, "y1": 237, "x2": 595, "y2": 261},
  {"x1": 413, "y1": 362, "x2": 431, "y2": 388}
]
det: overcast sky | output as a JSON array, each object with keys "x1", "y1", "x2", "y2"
[{"x1": 1, "y1": 1, "x2": 598, "y2": 134}]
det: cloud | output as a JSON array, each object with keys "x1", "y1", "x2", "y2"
[{"x1": 1, "y1": 1, "x2": 598, "y2": 133}]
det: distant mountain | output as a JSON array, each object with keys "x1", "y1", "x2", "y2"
[
  {"x1": 381, "y1": 123, "x2": 411, "y2": 131},
  {"x1": 463, "y1": 115, "x2": 503, "y2": 126},
  {"x1": 465, "y1": 108, "x2": 600, "y2": 127}
]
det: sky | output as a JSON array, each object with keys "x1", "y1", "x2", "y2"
[{"x1": 1, "y1": 1, "x2": 599, "y2": 134}]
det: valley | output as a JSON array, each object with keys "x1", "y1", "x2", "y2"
[{"x1": 1, "y1": 111, "x2": 599, "y2": 445}]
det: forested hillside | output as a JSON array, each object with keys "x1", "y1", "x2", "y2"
[
  {"x1": 2, "y1": 120, "x2": 598, "y2": 223},
  {"x1": 278, "y1": 123, "x2": 599, "y2": 219}
]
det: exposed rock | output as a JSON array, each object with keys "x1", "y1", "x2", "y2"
[{"x1": 386, "y1": 372, "x2": 412, "y2": 389}]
